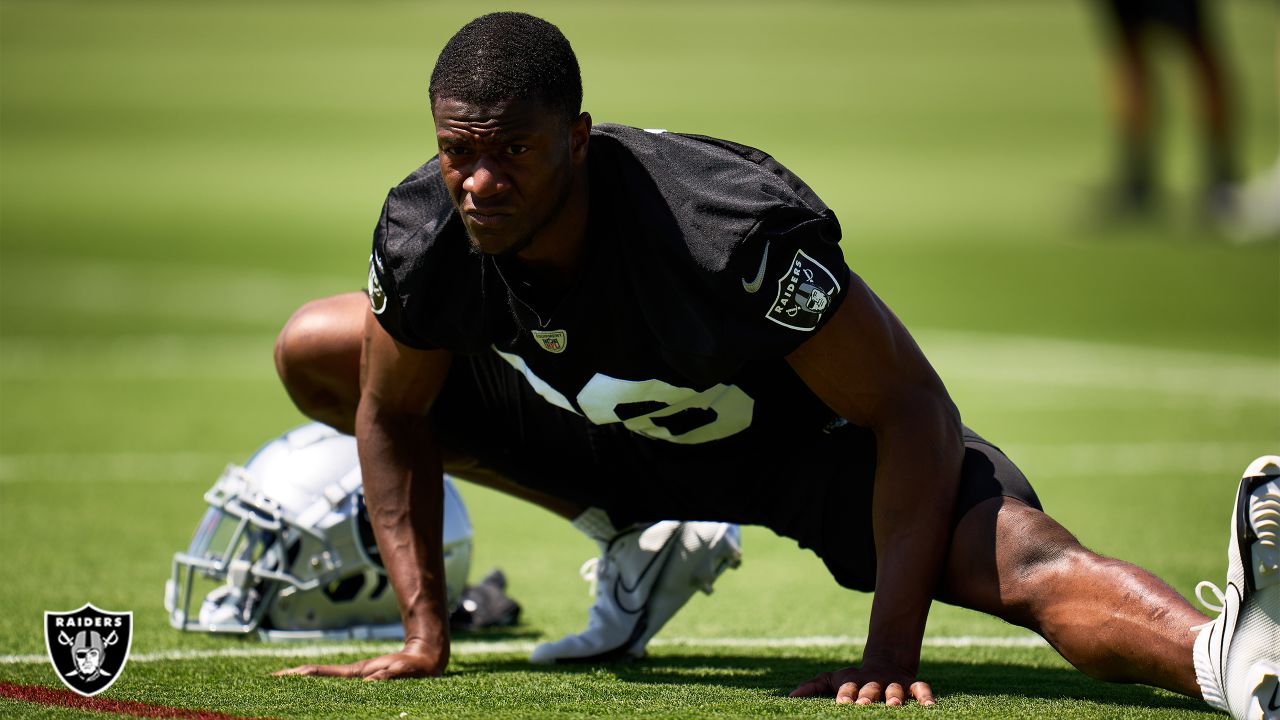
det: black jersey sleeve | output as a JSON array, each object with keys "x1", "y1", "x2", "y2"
[
  {"x1": 719, "y1": 202, "x2": 848, "y2": 346},
  {"x1": 598, "y1": 126, "x2": 849, "y2": 385},
  {"x1": 366, "y1": 159, "x2": 490, "y2": 353}
]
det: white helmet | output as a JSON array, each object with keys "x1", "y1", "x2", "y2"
[{"x1": 164, "y1": 423, "x2": 472, "y2": 640}]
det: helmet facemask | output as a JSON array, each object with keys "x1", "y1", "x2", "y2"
[{"x1": 165, "y1": 424, "x2": 472, "y2": 641}]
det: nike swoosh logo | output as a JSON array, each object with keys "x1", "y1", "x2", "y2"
[
  {"x1": 741, "y1": 240, "x2": 771, "y2": 293},
  {"x1": 1268, "y1": 682, "x2": 1279, "y2": 711},
  {"x1": 614, "y1": 530, "x2": 680, "y2": 614}
]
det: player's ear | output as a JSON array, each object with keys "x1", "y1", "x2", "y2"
[{"x1": 570, "y1": 112, "x2": 591, "y2": 163}]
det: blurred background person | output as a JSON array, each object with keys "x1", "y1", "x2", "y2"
[
  {"x1": 1095, "y1": 0, "x2": 1240, "y2": 223},
  {"x1": 1226, "y1": 22, "x2": 1279, "y2": 244}
]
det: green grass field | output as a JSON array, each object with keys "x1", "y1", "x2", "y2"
[{"x1": 1, "y1": 1, "x2": 1277, "y2": 717}]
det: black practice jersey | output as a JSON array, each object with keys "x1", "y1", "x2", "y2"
[{"x1": 368, "y1": 124, "x2": 851, "y2": 449}]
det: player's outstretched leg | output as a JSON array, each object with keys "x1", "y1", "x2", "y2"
[
  {"x1": 940, "y1": 456, "x2": 1280, "y2": 716},
  {"x1": 940, "y1": 499, "x2": 1206, "y2": 697},
  {"x1": 531, "y1": 511, "x2": 742, "y2": 664},
  {"x1": 1191, "y1": 455, "x2": 1280, "y2": 720}
]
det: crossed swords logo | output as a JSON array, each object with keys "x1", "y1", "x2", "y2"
[{"x1": 45, "y1": 604, "x2": 133, "y2": 696}]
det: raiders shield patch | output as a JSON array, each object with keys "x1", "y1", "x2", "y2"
[
  {"x1": 45, "y1": 604, "x2": 133, "y2": 697},
  {"x1": 766, "y1": 250, "x2": 841, "y2": 331},
  {"x1": 532, "y1": 329, "x2": 567, "y2": 354}
]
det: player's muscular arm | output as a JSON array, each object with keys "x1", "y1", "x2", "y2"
[
  {"x1": 274, "y1": 308, "x2": 454, "y2": 681},
  {"x1": 786, "y1": 271, "x2": 963, "y2": 706}
]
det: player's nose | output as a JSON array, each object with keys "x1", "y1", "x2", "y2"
[{"x1": 462, "y1": 155, "x2": 509, "y2": 199}]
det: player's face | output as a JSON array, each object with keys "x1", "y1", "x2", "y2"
[{"x1": 433, "y1": 97, "x2": 588, "y2": 257}]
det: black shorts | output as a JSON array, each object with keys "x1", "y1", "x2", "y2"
[
  {"x1": 433, "y1": 351, "x2": 1042, "y2": 592},
  {"x1": 1103, "y1": 0, "x2": 1205, "y2": 38}
]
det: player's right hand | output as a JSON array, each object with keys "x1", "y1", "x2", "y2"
[{"x1": 272, "y1": 643, "x2": 446, "y2": 681}]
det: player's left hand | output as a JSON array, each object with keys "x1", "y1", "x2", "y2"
[
  {"x1": 271, "y1": 647, "x2": 444, "y2": 682},
  {"x1": 789, "y1": 662, "x2": 934, "y2": 706}
]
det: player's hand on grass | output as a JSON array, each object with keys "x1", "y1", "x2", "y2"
[
  {"x1": 272, "y1": 641, "x2": 446, "y2": 681},
  {"x1": 789, "y1": 662, "x2": 934, "y2": 706}
]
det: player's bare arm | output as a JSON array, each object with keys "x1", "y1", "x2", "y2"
[
  {"x1": 273, "y1": 308, "x2": 455, "y2": 681},
  {"x1": 786, "y1": 271, "x2": 963, "y2": 706}
]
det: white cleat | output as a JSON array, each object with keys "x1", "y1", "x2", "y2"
[
  {"x1": 1193, "y1": 455, "x2": 1280, "y2": 720},
  {"x1": 530, "y1": 521, "x2": 742, "y2": 664}
]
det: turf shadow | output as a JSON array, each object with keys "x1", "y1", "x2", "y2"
[
  {"x1": 457, "y1": 653, "x2": 1207, "y2": 714},
  {"x1": 451, "y1": 627, "x2": 543, "y2": 642}
]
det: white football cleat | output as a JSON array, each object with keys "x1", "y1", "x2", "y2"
[
  {"x1": 1193, "y1": 455, "x2": 1280, "y2": 720},
  {"x1": 530, "y1": 520, "x2": 742, "y2": 664}
]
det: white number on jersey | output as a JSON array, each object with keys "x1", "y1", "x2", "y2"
[{"x1": 493, "y1": 348, "x2": 754, "y2": 444}]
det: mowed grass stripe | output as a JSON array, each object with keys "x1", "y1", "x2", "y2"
[
  {"x1": 0, "y1": 441, "x2": 1266, "y2": 484},
  {"x1": 0, "y1": 634, "x2": 1049, "y2": 666},
  {"x1": 0, "y1": 452, "x2": 229, "y2": 484},
  {"x1": 0, "y1": 336, "x2": 275, "y2": 380},
  {"x1": 4, "y1": 327, "x2": 1276, "y2": 398},
  {"x1": 919, "y1": 330, "x2": 1279, "y2": 401},
  {"x1": 0, "y1": 255, "x2": 353, "y2": 326}
]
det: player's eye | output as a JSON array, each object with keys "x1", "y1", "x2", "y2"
[
  {"x1": 440, "y1": 144, "x2": 470, "y2": 157},
  {"x1": 505, "y1": 145, "x2": 529, "y2": 156}
]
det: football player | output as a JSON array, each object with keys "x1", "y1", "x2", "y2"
[
  {"x1": 270, "y1": 12, "x2": 1279, "y2": 717},
  {"x1": 1094, "y1": 0, "x2": 1238, "y2": 221}
]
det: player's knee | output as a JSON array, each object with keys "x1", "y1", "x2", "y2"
[
  {"x1": 274, "y1": 300, "x2": 323, "y2": 391},
  {"x1": 273, "y1": 297, "x2": 362, "y2": 430}
]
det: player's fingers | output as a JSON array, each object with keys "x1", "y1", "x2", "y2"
[
  {"x1": 856, "y1": 681, "x2": 882, "y2": 705},
  {"x1": 835, "y1": 681, "x2": 858, "y2": 705},
  {"x1": 789, "y1": 672, "x2": 833, "y2": 697},
  {"x1": 362, "y1": 669, "x2": 393, "y2": 682},
  {"x1": 788, "y1": 682, "x2": 822, "y2": 698},
  {"x1": 273, "y1": 664, "x2": 348, "y2": 677},
  {"x1": 910, "y1": 680, "x2": 936, "y2": 707},
  {"x1": 884, "y1": 683, "x2": 906, "y2": 706},
  {"x1": 291, "y1": 662, "x2": 365, "y2": 678}
]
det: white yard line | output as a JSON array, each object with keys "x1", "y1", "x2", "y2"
[{"x1": 0, "y1": 635, "x2": 1047, "y2": 665}]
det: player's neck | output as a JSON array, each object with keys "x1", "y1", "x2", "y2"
[{"x1": 511, "y1": 168, "x2": 591, "y2": 289}]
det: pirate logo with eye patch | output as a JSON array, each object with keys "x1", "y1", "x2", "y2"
[{"x1": 45, "y1": 604, "x2": 133, "y2": 697}]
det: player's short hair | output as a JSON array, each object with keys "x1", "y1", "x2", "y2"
[{"x1": 429, "y1": 12, "x2": 582, "y2": 124}]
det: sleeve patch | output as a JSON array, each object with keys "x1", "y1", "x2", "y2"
[
  {"x1": 368, "y1": 253, "x2": 388, "y2": 315},
  {"x1": 765, "y1": 249, "x2": 841, "y2": 331}
]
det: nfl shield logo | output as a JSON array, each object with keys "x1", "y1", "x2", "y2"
[
  {"x1": 532, "y1": 329, "x2": 568, "y2": 354},
  {"x1": 45, "y1": 604, "x2": 133, "y2": 697}
]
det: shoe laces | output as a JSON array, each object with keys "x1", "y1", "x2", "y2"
[
  {"x1": 1191, "y1": 580, "x2": 1227, "y2": 630},
  {"x1": 579, "y1": 543, "x2": 623, "y2": 592},
  {"x1": 579, "y1": 557, "x2": 601, "y2": 597}
]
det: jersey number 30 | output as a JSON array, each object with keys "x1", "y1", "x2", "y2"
[{"x1": 494, "y1": 349, "x2": 754, "y2": 444}]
